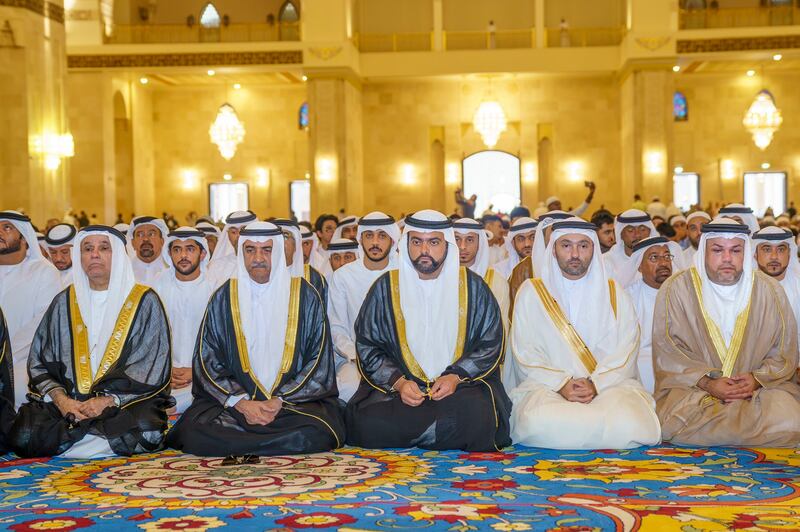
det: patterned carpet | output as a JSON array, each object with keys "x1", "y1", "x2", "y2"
[{"x1": 1, "y1": 445, "x2": 800, "y2": 531}]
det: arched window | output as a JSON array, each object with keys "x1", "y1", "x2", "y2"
[
  {"x1": 298, "y1": 102, "x2": 309, "y2": 130},
  {"x1": 200, "y1": 2, "x2": 221, "y2": 28},
  {"x1": 673, "y1": 91, "x2": 688, "y2": 121},
  {"x1": 463, "y1": 150, "x2": 521, "y2": 215},
  {"x1": 278, "y1": 1, "x2": 300, "y2": 22}
]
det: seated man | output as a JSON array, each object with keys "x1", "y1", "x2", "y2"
[
  {"x1": 44, "y1": 223, "x2": 77, "y2": 288},
  {"x1": 153, "y1": 227, "x2": 214, "y2": 413},
  {"x1": 207, "y1": 211, "x2": 258, "y2": 286},
  {"x1": 620, "y1": 236, "x2": 682, "y2": 392},
  {"x1": 603, "y1": 210, "x2": 657, "y2": 283},
  {"x1": 346, "y1": 210, "x2": 511, "y2": 451},
  {"x1": 494, "y1": 217, "x2": 537, "y2": 280},
  {"x1": 167, "y1": 222, "x2": 344, "y2": 456},
  {"x1": 9, "y1": 225, "x2": 173, "y2": 458},
  {"x1": 752, "y1": 226, "x2": 800, "y2": 347},
  {"x1": 681, "y1": 211, "x2": 711, "y2": 264},
  {"x1": 509, "y1": 218, "x2": 660, "y2": 449},
  {"x1": 328, "y1": 212, "x2": 399, "y2": 402},
  {"x1": 324, "y1": 238, "x2": 359, "y2": 278},
  {"x1": 654, "y1": 219, "x2": 800, "y2": 447},
  {"x1": 0, "y1": 308, "x2": 14, "y2": 453},
  {"x1": 274, "y1": 219, "x2": 327, "y2": 304}
]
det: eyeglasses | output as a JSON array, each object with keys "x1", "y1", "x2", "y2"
[{"x1": 646, "y1": 254, "x2": 674, "y2": 263}]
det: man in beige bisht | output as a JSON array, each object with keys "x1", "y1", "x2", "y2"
[
  {"x1": 509, "y1": 218, "x2": 660, "y2": 449},
  {"x1": 654, "y1": 218, "x2": 800, "y2": 447}
]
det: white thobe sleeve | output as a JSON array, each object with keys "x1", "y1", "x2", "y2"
[
  {"x1": 13, "y1": 267, "x2": 62, "y2": 361},
  {"x1": 511, "y1": 282, "x2": 573, "y2": 392},
  {"x1": 327, "y1": 273, "x2": 357, "y2": 362},
  {"x1": 569, "y1": 201, "x2": 590, "y2": 217},
  {"x1": 589, "y1": 288, "x2": 641, "y2": 393}
]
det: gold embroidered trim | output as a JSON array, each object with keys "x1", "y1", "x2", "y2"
[
  {"x1": 689, "y1": 268, "x2": 753, "y2": 377},
  {"x1": 531, "y1": 278, "x2": 599, "y2": 374},
  {"x1": 484, "y1": 268, "x2": 495, "y2": 287},
  {"x1": 388, "y1": 267, "x2": 468, "y2": 385},
  {"x1": 229, "y1": 278, "x2": 301, "y2": 399},
  {"x1": 303, "y1": 263, "x2": 311, "y2": 282},
  {"x1": 284, "y1": 406, "x2": 341, "y2": 448},
  {"x1": 608, "y1": 279, "x2": 617, "y2": 319},
  {"x1": 70, "y1": 284, "x2": 147, "y2": 394}
]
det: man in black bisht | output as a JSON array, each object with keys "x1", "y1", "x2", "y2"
[
  {"x1": 9, "y1": 225, "x2": 172, "y2": 458},
  {"x1": 346, "y1": 210, "x2": 511, "y2": 451},
  {"x1": 167, "y1": 222, "x2": 344, "y2": 457},
  {"x1": 0, "y1": 308, "x2": 14, "y2": 452}
]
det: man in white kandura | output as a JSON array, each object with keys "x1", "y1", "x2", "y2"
[
  {"x1": 328, "y1": 212, "x2": 400, "y2": 402},
  {"x1": 509, "y1": 218, "x2": 661, "y2": 449},
  {"x1": 603, "y1": 209, "x2": 657, "y2": 283},
  {"x1": 154, "y1": 227, "x2": 215, "y2": 413},
  {"x1": 494, "y1": 217, "x2": 538, "y2": 280},
  {"x1": 752, "y1": 226, "x2": 800, "y2": 347},
  {"x1": 44, "y1": 223, "x2": 78, "y2": 289},
  {"x1": 206, "y1": 211, "x2": 258, "y2": 287},
  {"x1": 0, "y1": 211, "x2": 62, "y2": 408},
  {"x1": 127, "y1": 216, "x2": 170, "y2": 286}
]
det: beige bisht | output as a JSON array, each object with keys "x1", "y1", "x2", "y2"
[{"x1": 653, "y1": 220, "x2": 800, "y2": 447}]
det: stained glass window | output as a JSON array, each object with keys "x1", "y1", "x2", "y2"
[
  {"x1": 299, "y1": 102, "x2": 309, "y2": 130},
  {"x1": 674, "y1": 91, "x2": 688, "y2": 121}
]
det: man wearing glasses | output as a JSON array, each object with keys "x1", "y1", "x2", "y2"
[{"x1": 624, "y1": 236, "x2": 682, "y2": 392}]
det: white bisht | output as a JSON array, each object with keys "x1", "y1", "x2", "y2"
[
  {"x1": 603, "y1": 209, "x2": 657, "y2": 281},
  {"x1": 509, "y1": 217, "x2": 661, "y2": 449}
]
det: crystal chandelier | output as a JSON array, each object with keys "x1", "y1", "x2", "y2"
[
  {"x1": 209, "y1": 103, "x2": 246, "y2": 160},
  {"x1": 473, "y1": 100, "x2": 507, "y2": 148},
  {"x1": 743, "y1": 89, "x2": 783, "y2": 150}
]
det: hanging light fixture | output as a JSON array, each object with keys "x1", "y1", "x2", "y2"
[
  {"x1": 743, "y1": 89, "x2": 783, "y2": 150},
  {"x1": 32, "y1": 132, "x2": 74, "y2": 170},
  {"x1": 473, "y1": 100, "x2": 507, "y2": 149},
  {"x1": 209, "y1": 103, "x2": 245, "y2": 160}
]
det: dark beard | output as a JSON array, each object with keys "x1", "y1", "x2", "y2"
[
  {"x1": 411, "y1": 247, "x2": 447, "y2": 274},
  {"x1": 175, "y1": 260, "x2": 201, "y2": 276},
  {"x1": 0, "y1": 240, "x2": 22, "y2": 255},
  {"x1": 363, "y1": 244, "x2": 391, "y2": 263}
]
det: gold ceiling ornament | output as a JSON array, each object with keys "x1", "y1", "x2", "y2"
[
  {"x1": 473, "y1": 100, "x2": 508, "y2": 149},
  {"x1": 209, "y1": 103, "x2": 246, "y2": 160},
  {"x1": 743, "y1": 89, "x2": 783, "y2": 150}
]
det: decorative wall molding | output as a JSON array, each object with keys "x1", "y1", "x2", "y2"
[
  {"x1": 308, "y1": 46, "x2": 342, "y2": 61},
  {"x1": 67, "y1": 50, "x2": 303, "y2": 69},
  {"x1": 0, "y1": 0, "x2": 64, "y2": 24},
  {"x1": 677, "y1": 35, "x2": 800, "y2": 53},
  {"x1": 66, "y1": 9, "x2": 96, "y2": 21},
  {"x1": 635, "y1": 36, "x2": 671, "y2": 52}
]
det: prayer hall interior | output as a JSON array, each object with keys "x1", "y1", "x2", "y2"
[{"x1": 3, "y1": 0, "x2": 800, "y2": 530}]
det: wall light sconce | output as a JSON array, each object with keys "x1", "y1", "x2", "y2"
[
  {"x1": 316, "y1": 157, "x2": 336, "y2": 183},
  {"x1": 566, "y1": 161, "x2": 584, "y2": 182},
  {"x1": 256, "y1": 167, "x2": 270, "y2": 187},
  {"x1": 523, "y1": 162, "x2": 536, "y2": 183},
  {"x1": 720, "y1": 159, "x2": 736, "y2": 180},
  {"x1": 401, "y1": 163, "x2": 416, "y2": 185},
  {"x1": 643, "y1": 150, "x2": 665, "y2": 175},
  {"x1": 182, "y1": 169, "x2": 197, "y2": 189},
  {"x1": 446, "y1": 163, "x2": 460, "y2": 185},
  {"x1": 32, "y1": 133, "x2": 74, "y2": 171}
]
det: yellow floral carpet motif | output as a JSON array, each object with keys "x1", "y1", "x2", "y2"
[{"x1": 1, "y1": 445, "x2": 799, "y2": 531}]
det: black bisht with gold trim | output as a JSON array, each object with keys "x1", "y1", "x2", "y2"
[
  {"x1": 346, "y1": 267, "x2": 512, "y2": 451},
  {"x1": 166, "y1": 277, "x2": 344, "y2": 456},
  {"x1": 9, "y1": 285, "x2": 173, "y2": 457}
]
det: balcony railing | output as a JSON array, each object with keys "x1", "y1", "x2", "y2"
[
  {"x1": 355, "y1": 27, "x2": 623, "y2": 53},
  {"x1": 104, "y1": 22, "x2": 300, "y2": 44},
  {"x1": 679, "y1": 6, "x2": 800, "y2": 29}
]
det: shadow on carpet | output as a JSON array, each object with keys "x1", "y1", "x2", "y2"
[{"x1": 1, "y1": 445, "x2": 799, "y2": 531}]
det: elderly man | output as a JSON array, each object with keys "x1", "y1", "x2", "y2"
[
  {"x1": 9, "y1": 225, "x2": 172, "y2": 458},
  {"x1": 494, "y1": 217, "x2": 538, "y2": 280},
  {"x1": 274, "y1": 219, "x2": 327, "y2": 303},
  {"x1": 154, "y1": 227, "x2": 214, "y2": 413},
  {"x1": 0, "y1": 211, "x2": 62, "y2": 408},
  {"x1": 328, "y1": 212, "x2": 399, "y2": 402},
  {"x1": 167, "y1": 222, "x2": 343, "y2": 457},
  {"x1": 654, "y1": 219, "x2": 800, "y2": 447},
  {"x1": 682, "y1": 211, "x2": 711, "y2": 263},
  {"x1": 509, "y1": 218, "x2": 660, "y2": 449},
  {"x1": 127, "y1": 216, "x2": 169, "y2": 286},
  {"x1": 207, "y1": 211, "x2": 258, "y2": 286},
  {"x1": 603, "y1": 209, "x2": 657, "y2": 284},
  {"x1": 753, "y1": 226, "x2": 800, "y2": 349},
  {"x1": 346, "y1": 210, "x2": 511, "y2": 451},
  {"x1": 621, "y1": 236, "x2": 682, "y2": 392},
  {"x1": 44, "y1": 223, "x2": 78, "y2": 288}
]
